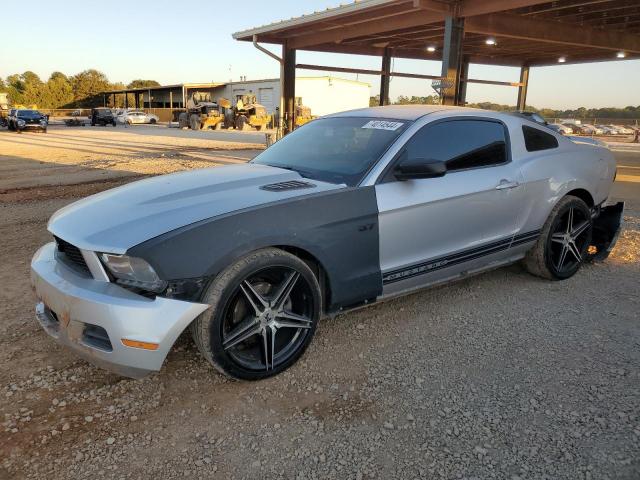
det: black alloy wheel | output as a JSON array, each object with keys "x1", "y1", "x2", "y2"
[
  {"x1": 546, "y1": 204, "x2": 592, "y2": 278},
  {"x1": 191, "y1": 248, "x2": 321, "y2": 380},
  {"x1": 221, "y1": 266, "x2": 314, "y2": 372}
]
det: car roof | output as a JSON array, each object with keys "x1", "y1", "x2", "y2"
[{"x1": 326, "y1": 105, "x2": 515, "y2": 122}]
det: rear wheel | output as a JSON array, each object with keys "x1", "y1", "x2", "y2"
[
  {"x1": 150, "y1": 118, "x2": 156, "y2": 124},
  {"x1": 191, "y1": 248, "x2": 321, "y2": 380},
  {"x1": 524, "y1": 195, "x2": 592, "y2": 280}
]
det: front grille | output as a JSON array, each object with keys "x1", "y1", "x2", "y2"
[
  {"x1": 82, "y1": 324, "x2": 113, "y2": 352},
  {"x1": 260, "y1": 180, "x2": 316, "y2": 192},
  {"x1": 54, "y1": 237, "x2": 91, "y2": 275}
]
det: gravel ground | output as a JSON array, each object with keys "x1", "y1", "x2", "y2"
[{"x1": 0, "y1": 128, "x2": 639, "y2": 480}]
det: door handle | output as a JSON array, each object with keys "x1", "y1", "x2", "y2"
[{"x1": 495, "y1": 179, "x2": 520, "y2": 190}]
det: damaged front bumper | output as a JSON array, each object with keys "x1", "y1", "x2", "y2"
[
  {"x1": 588, "y1": 202, "x2": 625, "y2": 261},
  {"x1": 30, "y1": 242, "x2": 209, "y2": 378}
]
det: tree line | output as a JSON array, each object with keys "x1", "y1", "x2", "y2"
[
  {"x1": 0, "y1": 69, "x2": 160, "y2": 109},
  {"x1": 370, "y1": 95, "x2": 640, "y2": 119}
]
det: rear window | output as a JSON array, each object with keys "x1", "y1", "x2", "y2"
[{"x1": 522, "y1": 125, "x2": 559, "y2": 152}]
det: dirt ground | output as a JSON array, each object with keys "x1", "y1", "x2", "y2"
[{"x1": 1, "y1": 125, "x2": 639, "y2": 479}]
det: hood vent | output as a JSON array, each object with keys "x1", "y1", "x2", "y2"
[{"x1": 260, "y1": 180, "x2": 316, "y2": 192}]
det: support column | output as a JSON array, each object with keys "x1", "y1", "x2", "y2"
[
  {"x1": 379, "y1": 48, "x2": 391, "y2": 106},
  {"x1": 135, "y1": 93, "x2": 140, "y2": 109},
  {"x1": 440, "y1": 16, "x2": 465, "y2": 106},
  {"x1": 282, "y1": 44, "x2": 296, "y2": 135},
  {"x1": 112, "y1": 93, "x2": 116, "y2": 108},
  {"x1": 124, "y1": 92, "x2": 128, "y2": 109},
  {"x1": 517, "y1": 65, "x2": 530, "y2": 111},
  {"x1": 148, "y1": 89, "x2": 152, "y2": 109},
  {"x1": 103, "y1": 94, "x2": 106, "y2": 107},
  {"x1": 169, "y1": 90, "x2": 173, "y2": 110},
  {"x1": 457, "y1": 57, "x2": 470, "y2": 106}
]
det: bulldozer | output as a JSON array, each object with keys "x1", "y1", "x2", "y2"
[
  {"x1": 225, "y1": 93, "x2": 268, "y2": 131},
  {"x1": 178, "y1": 92, "x2": 229, "y2": 131},
  {"x1": 294, "y1": 99, "x2": 313, "y2": 128},
  {"x1": 0, "y1": 93, "x2": 8, "y2": 127}
]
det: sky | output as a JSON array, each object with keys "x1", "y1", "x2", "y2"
[{"x1": 1, "y1": 0, "x2": 639, "y2": 110}]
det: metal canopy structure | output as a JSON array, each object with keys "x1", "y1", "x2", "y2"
[
  {"x1": 233, "y1": 0, "x2": 640, "y2": 133},
  {"x1": 102, "y1": 83, "x2": 225, "y2": 109}
]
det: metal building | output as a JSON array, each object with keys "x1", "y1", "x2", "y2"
[{"x1": 103, "y1": 77, "x2": 370, "y2": 121}]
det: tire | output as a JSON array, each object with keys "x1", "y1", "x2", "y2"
[
  {"x1": 524, "y1": 195, "x2": 593, "y2": 280},
  {"x1": 235, "y1": 115, "x2": 247, "y2": 131},
  {"x1": 189, "y1": 114, "x2": 201, "y2": 131},
  {"x1": 150, "y1": 118, "x2": 156, "y2": 124},
  {"x1": 255, "y1": 125, "x2": 263, "y2": 131},
  {"x1": 191, "y1": 248, "x2": 321, "y2": 380},
  {"x1": 112, "y1": 121, "x2": 116, "y2": 127},
  {"x1": 178, "y1": 112, "x2": 189, "y2": 129}
]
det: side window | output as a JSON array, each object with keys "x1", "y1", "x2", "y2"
[
  {"x1": 522, "y1": 125, "x2": 559, "y2": 152},
  {"x1": 402, "y1": 119, "x2": 508, "y2": 172}
]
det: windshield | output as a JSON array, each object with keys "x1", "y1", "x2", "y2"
[
  {"x1": 17, "y1": 110, "x2": 42, "y2": 119},
  {"x1": 252, "y1": 117, "x2": 408, "y2": 186}
]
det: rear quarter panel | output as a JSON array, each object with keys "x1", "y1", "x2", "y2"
[{"x1": 512, "y1": 126, "x2": 613, "y2": 233}]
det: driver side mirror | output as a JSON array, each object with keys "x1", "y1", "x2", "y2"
[{"x1": 394, "y1": 156, "x2": 447, "y2": 181}]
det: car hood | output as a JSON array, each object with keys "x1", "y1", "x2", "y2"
[{"x1": 48, "y1": 163, "x2": 345, "y2": 254}]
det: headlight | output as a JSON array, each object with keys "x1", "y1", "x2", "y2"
[
  {"x1": 40, "y1": 119, "x2": 47, "y2": 125},
  {"x1": 17, "y1": 119, "x2": 25, "y2": 126},
  {"x1": 100, "y1": 253, "x2": 167, "y2": 292}
]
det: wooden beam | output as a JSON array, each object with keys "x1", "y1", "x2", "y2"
[
  {"x1": 527, "y1": 52, "x2": 640, "y2": 66},
  {"x1": 391, "y1": 71, "x2": 445, "y2": 80},
  {"x1": 463, "y1": 78, "x2": 523, "y2": 87},
  {"x1": 295, "y1": 63, "x2": 444, "y2": 81},
  {"x1": 465, "y1": 12, "x2": 640, "y2": 53},
  {"x1": 289, "y1": 9, "x2": 446, "y2": 50},
  {"x1": 412, "y1": 0, "x2": 452, "y2": 13},
  {"x1": 521, "y1": 0, "x2": 613, "y2": 16},
  {"x1": 460, "y1": 0, "x2": 552, "y2": 17}
]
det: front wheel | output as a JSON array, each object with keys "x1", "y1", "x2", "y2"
[
  {"x1": 191, "y1": 248, "x2": 321, "y2": 380},
  {"x1": 524, "y1": 195, "x2": 592, "y2": 280},
  {"x1": 150, "y1": 118, "x2": 156, "y2": 124}
]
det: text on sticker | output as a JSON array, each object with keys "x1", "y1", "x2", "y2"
[{"x1": 362, "y1": 120, "x2": 404, "y2": 131}]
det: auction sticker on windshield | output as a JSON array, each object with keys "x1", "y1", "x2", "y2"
[{"x1": 362, "y1": 120, "x2": 404, "y2": 131}]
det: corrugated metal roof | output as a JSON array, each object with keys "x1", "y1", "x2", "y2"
[{"x1": 232, "y1": 0, "x2": 397, "y2": 40}]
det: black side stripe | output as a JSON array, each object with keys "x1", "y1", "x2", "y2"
[{"x1": 382, "y1": 229, "x2": 541, "y2": 284}]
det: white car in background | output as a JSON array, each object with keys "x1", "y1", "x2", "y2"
[
  {"x1": 118, "y1": 110, "x2": 159, "y2": 125},
  {"x1": 612, "y1": 125, "x2": 633, "y2": 135},
  {"x1": 549, "y1": 123, "x2": 573, "y2": 135},
  {"x1": 580, "y1": 124, "x2": 603, "y2": 135},
  {"x1": 597, "y1": 125, "x2": 619, "y2": 135}
]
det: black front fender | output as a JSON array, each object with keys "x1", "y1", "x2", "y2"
[{"x1": 128, "y1": 186, "x2": 382, "y2": 311}]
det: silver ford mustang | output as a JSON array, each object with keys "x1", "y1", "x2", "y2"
[{"x1": 30, "y1": 106, "x2": 623, "y2": 380}]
